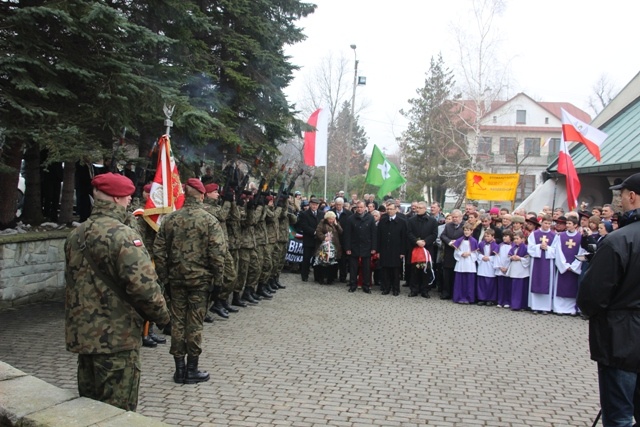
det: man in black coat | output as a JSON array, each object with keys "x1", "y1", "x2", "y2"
[
  {"x1": 578, "y1": 173, "x2": 640, "y2": 426},
  {"x1": 297, "y1": 198, "x2": 324, "y2": 282},
  {"x1": 330, "y1": 197, "x2": 352, "y2": 283},
  {"x1": 439, "y1": 209, "x2": 465, "y2": 299},
  {"x1": 473, "y1": 213, "x2": 503, "y2": 243},
  {"x1": 407, "y1": 201, "x2": 439, "y2": 297},
  {"x1": 344, "y1": 201, "x2": 377, "y2": 293},
  {"x1": 376, "y1": 203, "x2": 407, "y2": 296}
]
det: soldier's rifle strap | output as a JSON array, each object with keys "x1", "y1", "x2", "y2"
[{"x1": 76, "y1": 223, "x2": 148, "y2": 320}]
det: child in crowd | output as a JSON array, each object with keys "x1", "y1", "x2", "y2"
[
  {"x1": 476, "y1": 229, "x2": 499, "y2": 306},
  {"x1": 527, "y1": 215, "x2": 556, "y2": 314},
  {"x1": 552, "y1": 216, "x2": 586, "y2": 315},
  {"x1": 495, "y1": 229, "x2": 513, "y2": 308},
  {"x1": 452, "y1": 223, "x2": 478, "y2": 304},
  {"x1": 507, "y1": 231, "x2": 530, "y2": 311}
]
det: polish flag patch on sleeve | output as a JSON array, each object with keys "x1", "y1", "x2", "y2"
[{"x1": 133, "y1": 239, "x2": 143, "y2": 247}]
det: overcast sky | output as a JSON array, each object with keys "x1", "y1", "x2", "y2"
[{"x1": 284, "y1": 0, "x2": 640, "y2": 155}]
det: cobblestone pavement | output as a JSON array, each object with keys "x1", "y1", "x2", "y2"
[{"x1": 0, "y1": 273, "x2": 600, "y2": 426}]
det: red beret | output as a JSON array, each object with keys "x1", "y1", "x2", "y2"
[
  {"x1": 143, "y1": 184, "x2": 152, "y2": 193},
  {"x1": 186, "y1": 178, "x2": 206, "y2": 194},
  {"x1": 204, "y1": 183, "x2": 219, "y2": 193},
  {"x1": 266, "y1": 195, "x2": 274, "y2": 202},
  {"x1": 92, "y1": 173, "x2": 135, "y2": 197}
]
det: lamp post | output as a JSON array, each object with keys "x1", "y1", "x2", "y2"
[{"x1": 344, "y1": 44, "x2": 358, "y2": 193}]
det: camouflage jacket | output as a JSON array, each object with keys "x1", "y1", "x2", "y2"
[
  {"x1": 225, "y1": 202, "x2": 241, "y2": 251},
  {"x1": 203, "y1": 199, "x2": 232, "y2": 243},
  {"x1": 64, "y1": 199, "x2": 170, "y2": 355},
  {"x1": 153, "y1": 197, "x2": 227, "y2": 288},
  {"x1": 277, "y1": 204, "x2": 297, "y2": 243},
  {"x1": 238, "y1": 205, "x2": 259, "y2": 249},
  {"x1": 254, "y1": 204, "x2": 269, "y2": 246},
  {"x1": 266, "y1": 206, "x2": 282, "y2": 244}
]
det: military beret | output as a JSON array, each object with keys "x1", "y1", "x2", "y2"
[
  {"x1": 143, "y1": 184, "x2": 152, "y2": 193},
  {"x1": 204, "y1": 183, "x2": 219, "y2": 193},
  {"x1": 266, "y1": 195, "x2": 274, "y2": 202},
  {"x1": 92, "y1": 173, "x2": 135, "y2": 197},
  {"x1": 186, "y1": 178, "x2": 206, "y2": 194}
]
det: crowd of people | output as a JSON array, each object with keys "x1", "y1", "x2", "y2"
[{"x1": 296, "y1": 192, "x2": 623, "y2": 319}]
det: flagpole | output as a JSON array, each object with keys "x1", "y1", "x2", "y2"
[
  {"x1": 563, "y1": 140, "x2": 575, "y2": 211},
  {"x1": 324, "y1": 166, "x2": 327, "y2": 202}
]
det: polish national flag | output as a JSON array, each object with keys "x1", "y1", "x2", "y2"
[
  {"x1": 557, "y1": 136, "x2": 580, "y2": 211},
  {"x1": 303, "y1": 108, "x2": 328, "y2": 167},
  {"x1": 143, "y1": 134, "x2": 185, "y2": 231},
  {"x1": 561, "y1": 108, "x2": 607, "y2": 162}
]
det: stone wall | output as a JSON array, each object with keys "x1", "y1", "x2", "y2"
[{"x1": 0, "y1": 231, "x2": 68, "y2": 311}]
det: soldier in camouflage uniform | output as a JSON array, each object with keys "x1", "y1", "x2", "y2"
[
  {"x1": 65, "y1": 173, "x2": 170, "y2": 411},
  {"x1": 264, "y1": 195, "x2": 282, "y2": 292},
  {"x1": 153, "y1": 178, "x2": 227, "y2": 384},
  {"x1": 237, "y1": 190, "x2": 262, "y2": 304},
  {"x1": 254, "y1": 192, "x2": 274, "y2": 299},
  {"x1": 274, "y1": 195, "x2": 298, "y2": 288},
  {"x1": 202, "y1": 183, "x2": 239, "y2": 320},
  {"x1": 227, "y1": 191, "x2": 246, "y2": 307}
]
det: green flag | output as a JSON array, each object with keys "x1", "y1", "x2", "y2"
[{"x1": 365, "y1": 144, "x2": 407, "y2": 199}]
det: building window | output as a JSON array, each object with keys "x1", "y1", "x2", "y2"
[
  {"x1": 524, "y1": 137, "x2": 541, "y2": 157},
  {"x1": 545, "y1": 117, "x2": 549, "y2": 124},
  {"x1": 493, "y1": 116, "x2": 497, "y2": 124},
  {"x1": 548, "y1": 138, "x2": 561, "y2": 155},
  {"x1": 518, "y1": 174, "x2": 536, "y2": 200},
  {"x1": 477, "y1": 136, "x2": 492, "y2": 156},
  {"x1": 516, "y1": 110, "x2": 526, "y2": 124},
  {"x1": 499, "y1": 137, "x2": 517, "y2": 163}
]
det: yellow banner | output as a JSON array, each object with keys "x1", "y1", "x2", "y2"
[{"x1": 465, "y1": 171, "x2": 520, "y2": 201}]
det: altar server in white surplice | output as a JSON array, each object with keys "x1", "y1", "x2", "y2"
[{"x1": 527, "y1": 215, "x2": 557, "y2": 314}]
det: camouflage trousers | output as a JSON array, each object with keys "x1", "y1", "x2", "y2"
[
  {"x1": 258, "y1": 244, "x2": 271, "y2": 284},
  {"x1": 169, "y1": 286, "x2": 208, "y2": 358},
  {"x1": 77, "y1": 349, "x2": 140, "y2": 411},
  {"x1": 274, "y1": 241, "x2": 287, "y2": 276},
  {"x1": 230, "y1": 249, "x2": 243, "y2": 292},
  {"x1": 239, "y1": 247, "x2": 260, "y2": 290},
  {"x1": 219, "y1": 250, "x2": 238, "y2": 300}
]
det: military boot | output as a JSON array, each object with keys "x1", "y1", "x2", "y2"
[
  {"x1": 173, "y1": 357, "x2": 186, "y2": 383},
  {"x1": 249, "y1": 287, "x2": 263, "y2": 301},
  {"x1": 275, "y1": 274, "x2": 286, "y2": 289},
  {"x1": 257, "y1": 283, "x2": 273, "y2": 299},
  {"x1": 267, "y1": 278, "x2": 278, "y2": 293},
  {"x1": 148, "y1": 324, "x2": 166, "y2": 344},
  {"x1": 232, "y1": 291, "x2": 248, "y2": 307},
  {"x1": 211, "y1": 300, "x2": 229, "y2": 319},
  {"x1": 221, "y1": 298, "x2": 239, "y2": 313},
  {"x1": 142, "y1": 335, "x2": 157, "y2": 347},
  {"x1": 242, "y1": 288, "x2": 259, "y2": 304},
  {"x1": 184, "y1": 355, "x2": 210, "y2": 384}
]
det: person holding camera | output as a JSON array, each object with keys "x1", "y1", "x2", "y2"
[{"x1": 578, "y1": 172, "x2": 640, "y2": 427}]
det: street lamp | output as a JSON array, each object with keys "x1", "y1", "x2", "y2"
[{"x1": 344, "y1": 44, "x2": 358, "y2": 193}]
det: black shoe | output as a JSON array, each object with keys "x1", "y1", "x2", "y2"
[
  {"x1": 211, "y1": 301, "x2": 229, "y2": 318},
  {"x1": 440, "y1": 295, "x2": 451, "y2": 300},
  {"x1": 173, "y1": 357, "x2": 186, "y2": 384},
  {"x1": 149, "y1": 331, "x2": 167, "y2": 344},
  {"x1": 184, "y1": 356, "x2": 209, "y2": 384},
  {"x1": 339, "y1": 278, "x2": 347, "y2": 283},
  {"x1": 421, "y1": 293, "x2": 430, "y2": 299},
  {"x1": 301, "y1": 277, "x2": 308, "y2": 282},
  {"x1": 142, "y1": 335, "x2": 157, "y2": 347},
  {"x1": 221, "y1": 300, "x2": 239, "y2": 313},
  {"x1": 232, "y1": 292, "x2": 248, "y2": 307},
  {"x1": 348, "y1": 287, "x2": 357, "y2": 293},
  {"x1": 276, "y1": 282, "x2": 286, "y2": 289},
  {"x1": 477, "y1": 301, "x2": 486, "y2": 306},
  {"x1": 381, "y1": 290, "x2": 390, "y2": 295},
  {"x1": 249, "y1": 288, "x2": 262, "y2": 301},
  {"x1": 162, "y1": 322, "x2": 172, "y2": 335},
  {"x1": 402, "y1": 283, "x2": 410, "y2": 287},
  {"x1": 362, "y1": 287, "x2": 371, "y2": 294},
  {"x1": 393, "y1": 291, "x2": 400, "y2": 296},
  {"x1": 408, "y1": 292, "x2": 418, "y2": 297},
  {"x1": 204, "y1": 314, "x2": 214, "y2": 323},
  {"x1": 242, "y1": 290, "x2": 259, "y2": 304},
  {"x1": 257, "y1": 285, "x2": 273, "y2": 299}
]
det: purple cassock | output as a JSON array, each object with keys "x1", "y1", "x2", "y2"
[
  {"x1": 453, "y1": 237, "x2": 479, "y2": 304},
  {"x1": 477, "y1": 240, "x2": 499, "y2": 302},
  {"x1": 529, "y1": 230, "x2": 557, "y2": 294},
  {"x1": 556, "y1": 232, "x2": 582, "y2": 298},
  {"x1": 508, "y1": 243, "x2": 529, "y2": 310}
]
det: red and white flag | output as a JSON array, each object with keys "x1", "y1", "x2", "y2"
[
  {"x1": 561, "y1": 108, "x2": 607, "y2": 162},
  {"x1": 303, "y1": 108, "x2": 328, "y2": 167},
  {"x1": 557, "y1": 136, "x2": 580, "y2": 211},
  {"x1": 143, "y1": 134, "x2": 184, "y2": 231}
]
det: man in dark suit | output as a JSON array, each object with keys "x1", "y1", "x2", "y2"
[
  {"x1": 473, "y1": 213, "x2": 503, "y2": 243},
  {"x1": 376, "y1": 203, "x2": 407, "y2": 296},
  {"x1": 297, "y1": 198, "x2": 324, "y2": 282},
  {"x1": 344, "y1": 201, "x2": 377, "y2": 293},
  {"x1": 439, "y1": 209, "x2": 465, "y2": 299},
  {"x1": 330, "y1": 197, "x2": 352, "y2": 282},
  {"x1": 407, "y1": 201, "x2": 439, "y2": 298}
]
